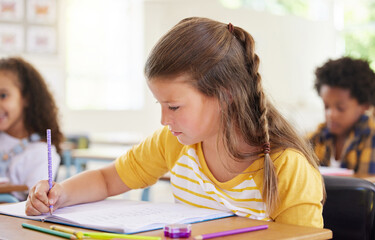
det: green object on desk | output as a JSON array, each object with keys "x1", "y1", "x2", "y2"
[
  {"x1": 81, "y1": 232, "x2": 161, "y2": 240},
  {"x1": 50, "y1": 225, "x2": 161, "y2": 240},
  {"x1": 22, "y1": 223, "x2": 77, "y2": 239}
]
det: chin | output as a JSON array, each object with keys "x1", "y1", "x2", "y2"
[{"x1": 176, "y1": 137, "x2": 196, "y2": 146}]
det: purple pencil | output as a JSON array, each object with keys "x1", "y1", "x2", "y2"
[
  {"x1": 194, "y1": 224, "x2": 268, "y2": 240},
  {"x1": 46, "y1": 129, "x2": 53, "y2": 214}
]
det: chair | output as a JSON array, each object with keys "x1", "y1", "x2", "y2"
[
  {"x1": 0, "y1": 193, "x2": 19, "y2": 203},
  {"x1": 323, "y1": 175, "x2": 375, "y2": 240}
]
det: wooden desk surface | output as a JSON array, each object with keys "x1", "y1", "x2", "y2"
[
  {"x1": 354, "y1": 173, "x2": 375, "y2": 183},
  {"x1": 0, "y1": 183, "x2": 28, "y2": 193},
  {"x1": 0, "y1": 214, "x2": 331, "y2": 240}
]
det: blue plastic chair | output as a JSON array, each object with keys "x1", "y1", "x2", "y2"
[{"x1": 0, "y1": 193, "x2": 19, "y2": 203}]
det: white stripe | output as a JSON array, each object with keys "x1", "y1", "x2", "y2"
[{"x1": 170, "y1": 148, "x2": 268, "y2": 219}]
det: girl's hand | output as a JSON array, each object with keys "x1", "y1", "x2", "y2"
[{"x1": 25, "y1": 180, "x2": 65, "y2": 216}]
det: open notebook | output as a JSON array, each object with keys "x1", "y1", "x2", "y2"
[{"x1": 0, "y1": 199, "x2": 234, "y2": 234}]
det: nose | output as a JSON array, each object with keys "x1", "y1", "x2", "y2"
[
  {"x1": 160, "y1": 107, "x2": 172, "y2": 126},
  {"x1": 325, "y1": 108, "x2": 338, "y2": 121}
]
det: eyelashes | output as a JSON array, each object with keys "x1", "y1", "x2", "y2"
[{"x1": 168, "y1": 106, "x2": 179, "y2": 111}]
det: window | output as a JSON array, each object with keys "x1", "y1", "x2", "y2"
[
  {"x1": 220, "y1": 0, "x2": 375, "y2": 70},
  {"x1": 339, "y1": 0, "x2": 375, "y2": 70},
  {"x1": 65, "y1": 0, "x2": 144, "y2": 110}
]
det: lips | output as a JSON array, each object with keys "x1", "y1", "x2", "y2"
[
  {"x1": 0, "y1": 113, "x2": 6, "y2": 122},
  {"x1": 168, "y1": 127, "x2": 182, "y2": 136},
  {"x1": 171, "y1": 131, "x2": 182, "y2": 137},
  {"x1": 327, "y1": 122, "x2": 340, "y2": 130}
]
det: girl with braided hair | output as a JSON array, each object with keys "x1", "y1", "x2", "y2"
[{"x1": 26, "y1": 17, "x2": 324, "y2": 228}]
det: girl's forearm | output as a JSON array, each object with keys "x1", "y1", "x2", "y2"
[{"x1": 60, "y1": 169, "x2": 110, "y2": 207}]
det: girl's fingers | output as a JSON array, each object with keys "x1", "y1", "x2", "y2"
[
  {"x1": 47, "y1": 182, "x2": 62, "y2": 209},
  {"x1": 25, "y1": 190, "x2": 49, "y2": 215},
  {"x1": 25, "y1": 180, "x2": 56, "y2": 215},
  {"x1": 33, "y1": 180, "x2": 51, "y2": 206}
]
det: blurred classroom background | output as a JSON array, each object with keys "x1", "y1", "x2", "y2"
[{"x1": 1, "y1": 0, "x2": 374, "y2": 201}]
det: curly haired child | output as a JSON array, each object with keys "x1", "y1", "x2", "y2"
[
  {"x1": 309, "y1": 56, "x2": 375, "y2": 173},
  {"x1": 0, "y1": 57, "x2": 63, "y2": 200}
]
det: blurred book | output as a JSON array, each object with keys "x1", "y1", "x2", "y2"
[
  {"x1": 0, "y1": 177, "x2": 10, "y2": 184},
  {"x1": 319, "y1": 166, "x2": 354, "y2": 176}
]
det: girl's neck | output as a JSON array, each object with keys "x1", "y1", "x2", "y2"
[
  {"x1": 202, "y1": 134, "x2": 258, "y2": 182},
  {"x1": 6, "y1": 127, "x2": 29, "y2": 139}
]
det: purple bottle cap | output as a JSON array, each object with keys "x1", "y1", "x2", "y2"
[{"x1": 164, "y1": 223, "x2": 192, "y2": 238}]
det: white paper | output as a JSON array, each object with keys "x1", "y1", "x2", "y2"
[{"x1": 0, "y1": 199, "x2": 234, "y2": 233}]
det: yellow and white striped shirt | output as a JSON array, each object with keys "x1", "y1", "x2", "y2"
[{"x1": 115, "y1": 126, "x2": 323, "y2": 228}]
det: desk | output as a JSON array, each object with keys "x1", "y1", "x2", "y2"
[
  {"x1": 71, "y1": 146, "x2": 130, "y2": 173},
  {"x1": 319, "y1": 166, "x2": 375, "y2": 183},
  {"x1": 0, "y1": 183, "x2": 28, "y2": 193},
  {"x1": 0, "y1": 214, "x2": 332, "y2": 240},
  {"x1": 63, "y1": 146, "x2": 131, "y2": 178},
  {"x1": 62, "y1": 146, "x2": 168, "y2": 201},
  {"x1": 89, "y1": 132, "x2": 143, "y2": 146},
  {"x1": 354, "y1": 173, "x2": 375, "y2": 183}
]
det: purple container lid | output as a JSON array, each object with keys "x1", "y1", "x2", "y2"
[{"x1": 164, "y1": 223, "x2": 192, "y2": 238}]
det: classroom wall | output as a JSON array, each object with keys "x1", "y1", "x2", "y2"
[
  {"x1": 143, "y1": 0, "x2": 338, "y2": 135},
  {"x1": 1, "y1": 0, "x2": 338, "y2": 139}
]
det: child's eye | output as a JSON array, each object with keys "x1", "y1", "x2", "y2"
[
  {"x1": 168, "y1": 106, "x2": 179, "y2": 111},
  {"x1": 0, "y1": 93, "x2": 7, "y2": 99}
]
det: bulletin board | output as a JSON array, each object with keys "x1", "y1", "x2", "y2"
[{"x1": 0, "y1": 0, "x2": 58, "y2": 54}]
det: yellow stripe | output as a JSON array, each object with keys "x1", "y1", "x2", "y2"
[
  {"x1": 171, "y1": 166, "x2": 263, "y2": 202},
  {"x1": 176, "y1": 162, "x2": 206, "y2": 181},
  {"x1": 224, "y1": 186, "x2": 258, "y2": 192},
  {"x1": 171, "y1": 182, "x2": 215, "y2": 201},
  {"x1": 172, "y1": 183, "x2": 259, "y2": 212},
  {"x1": 233, "y1": 207, "x2": 266, "y2": 215},
  {"x1": 172, "y1": 182, "x2": 266, "y2": 214},
  {"x1": 170, "y1": 170, "x2": 200, "y2": 184},
  {"x1": 173, "y1": 194, "x2": 219, "y2": 210},
  {"x1": 186, "y1": 153, "x2": 200, "y2": 165},
  {"x1": 178, "y1": 156, "x2": 257, "y2": 192}
]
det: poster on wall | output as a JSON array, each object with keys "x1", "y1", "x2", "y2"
[
  {"x1": 0, "y1": 23, "x2": 23, "y2": 52},
  {"x1": 26, "y1": 26, "x2": 56, "y2": 53},
  {"x1": 27, "y1": 0, "x2": 56, "y2": 24},
  {"x1": 0, "y1": 0, "x2": 24, "y2": 22}
]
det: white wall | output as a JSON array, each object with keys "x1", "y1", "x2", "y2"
[
  {"x1": 3, "y1": 0, "x2": 338, "y2": 138},
  {"x1": 144, "y1": 0, "x2": 338, "y2": 134}
]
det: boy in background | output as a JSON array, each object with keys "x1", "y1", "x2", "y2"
[{"x1": 309, "y1": 56, "x2": 375, "y2": 173}]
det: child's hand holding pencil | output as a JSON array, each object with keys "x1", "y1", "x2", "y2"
[{"x1": 25, "y1": 179, "x2": 64, "y2": 216}]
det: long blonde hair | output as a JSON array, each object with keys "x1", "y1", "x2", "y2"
[{"x1": 145, "y1": 17, "x2": 324, "y2": 213}]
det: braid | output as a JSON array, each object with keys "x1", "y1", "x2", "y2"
[{"x1": 233, "y1": 26, "x2": 279, "y2": 214}]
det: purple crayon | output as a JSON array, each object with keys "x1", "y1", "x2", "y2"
[
  {"x1": 194, "y1": 224, "x2": 268, "y2": 240},
  {"x1": 46, "y1": 129, "x2": 53, "y2": 214}
]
